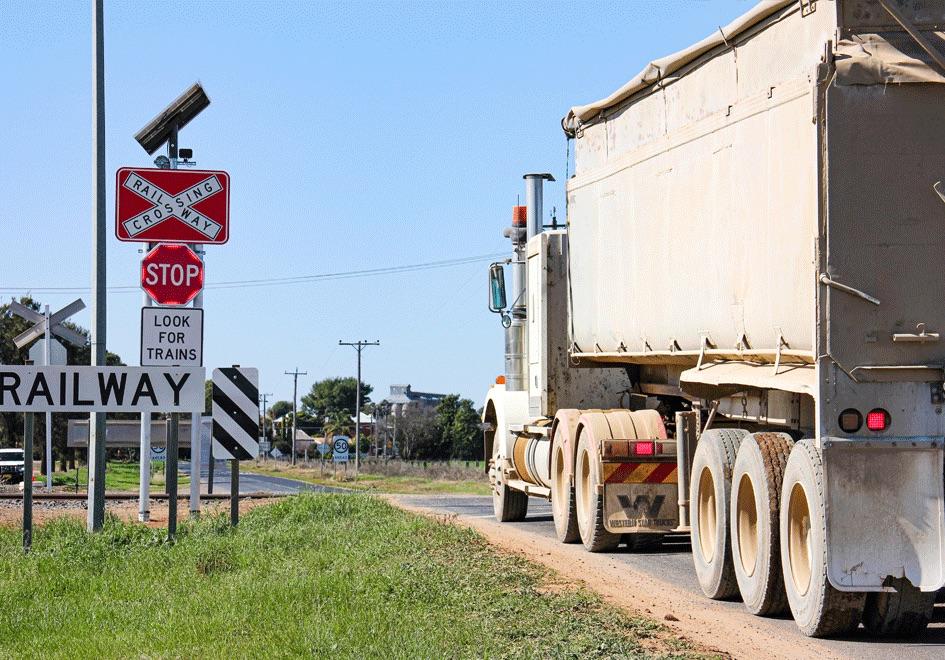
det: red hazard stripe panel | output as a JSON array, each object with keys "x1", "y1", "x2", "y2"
[
  {"x1": 643, "y1": 462, "x2": 677, "y2": 484},
  {"x1": 604, "y1": 462, "x2": 639, "y2": 484}
]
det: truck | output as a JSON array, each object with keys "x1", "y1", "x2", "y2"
[{"x1": 482, "y1": 0, "x2": 945, "y2": 638}]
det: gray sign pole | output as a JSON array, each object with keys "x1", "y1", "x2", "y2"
[
  {"x1": 43, "y1": 306, "x2": 52, "y2": 490},
  {"x1": 166, "y1": 124, "x2": 180, "y2": 538},
  {"x1": 23, "y1": 412, "x2": 33, "y2": 552},
  {"x1": 167, "y1": 411, "x2": 178, "y2": 540},
  {"x1": 87, "y1": 0, "x2": 108, "y2": 533},
  {"x1": 230, "y1": 459, "x2": 239, "y2": 527}
]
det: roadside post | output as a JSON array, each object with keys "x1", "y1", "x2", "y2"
[
  {"x1": 22, "y1": 397, "x2": 33, "y2": 552},
  {"x1": 211, "y1": 367, "x2": 260, "y2": 526}
]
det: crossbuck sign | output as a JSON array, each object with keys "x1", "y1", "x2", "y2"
[{"x1": 115, "y1": 167, "x2": 230, "y2": 244}]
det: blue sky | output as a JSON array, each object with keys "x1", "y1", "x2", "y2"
[{"x1": 0, "y1": 0, "x2": 754, "y2": 407}]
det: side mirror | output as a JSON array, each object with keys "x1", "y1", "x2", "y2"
[{"x1": 488, "y1": 263, "x2": 507, "y2": 313}]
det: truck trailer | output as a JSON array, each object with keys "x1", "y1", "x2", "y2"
[{"x1": 483, "y1": 0, "x2": 945, "y2": 637}]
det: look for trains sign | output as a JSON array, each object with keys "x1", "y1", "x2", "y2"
[{"x1": 115, "y1": 167, "x2": 230, "y2": 244}]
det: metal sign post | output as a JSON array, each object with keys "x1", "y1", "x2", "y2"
[
  {"x1": 167, "y1": 412, "x2": 179, "y2": 539},
  {"x1": 22, "y1": 411, "x2": 33, "y2": 552}
]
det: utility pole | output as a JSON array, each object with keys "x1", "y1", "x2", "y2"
[
  {"x1": 87, "y1": 0, "x2": 108, "y2": 533},
  {"x1": 285, "y1": 369, "x2": 306, "y2": 465},
  {"x1": 260, "y1": 393, "x2": 272, "y2": 457},
  {"x1": 338, "y1": 340, "x2": 380, "y2": 477}
]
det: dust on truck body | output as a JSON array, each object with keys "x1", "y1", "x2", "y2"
[{"x1": 483, "y1": 0, "x2": 945, "y2": 638}]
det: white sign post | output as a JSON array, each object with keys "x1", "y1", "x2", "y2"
[{"x1": 140, "y1": 308, "x2": 203, "y2": 366}]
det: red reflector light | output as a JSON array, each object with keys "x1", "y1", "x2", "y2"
[
  {"x1": 633, "y1": 441, "x2": 655, "y2": 456},
  {"x1": 866, "y1": 409, "x2": 890, "y2": 432}
]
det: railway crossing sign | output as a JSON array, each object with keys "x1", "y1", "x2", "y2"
[
  {"x1": 141, "y1": 243, "x2": 204, "y2": 306},
  {"x1": 140, "y1": 308, "x2": 203, "y2": 366},
  {"x1": 211, "y1": 367, "x2": 260, "y2": 461},
  {"x1": 115, "y1": 167, "x2": 230, "y2": 244},
  {"x1": 9, "y1": 299, "x2": 86, "y2": 350}
]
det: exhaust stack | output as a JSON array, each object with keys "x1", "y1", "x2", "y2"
[{"x1": 501, "y1": 173, "x2": 555, "y2": 391}]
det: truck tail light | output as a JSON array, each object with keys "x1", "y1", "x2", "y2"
[
  {"x1": 632, "y1": 441, "x2": 655, "y2": 456},
  {"x1": 838, "y1": 409, "x2": 862, "y2": 433},
  {"x1": 866, "y1": 408, "x2": 891, "y2": 432}
]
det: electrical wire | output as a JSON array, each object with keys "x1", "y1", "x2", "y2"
[{"x1": 0, "y1": 252, "x2": 507, "y2": 295}]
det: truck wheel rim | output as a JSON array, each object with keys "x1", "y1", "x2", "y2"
[
  {"x1": 736, "y1": 473, "x2": 758, "y2": 577},
  {"x1": 578, "y1": 447, "x2": 591, "y2": 524},
  {"x1": 553, "y1": 446, "x2": 567, "y2": 510},
  {"x1": 697, "y1": 467, "x2": 716, "y2": 562},
  {"x1": 788, "y1": 482, "x2": 812, "y2": 596}
]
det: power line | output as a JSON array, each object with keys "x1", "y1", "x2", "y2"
[{"x1": 0, "y1": 252, "x2": 505, "y2": 295}]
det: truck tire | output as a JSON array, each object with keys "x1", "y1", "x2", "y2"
[
  {"x1": 780, "y1": 439, "x2": 864, "y2": 637},
  {"x1": 730, "y1": 432, "x2": 794, "y2": 616},
  {"x1": 493, "y1": 481, "x2": 528, "y2": 522},
  {"x1": 491, "y1": 433, "x2": 527, "y2": 523},
  {"x1": 575, "y1": 428, "x2": 620, "y2": 552},
  {"x1": 862, "y1": 578, "x2": 935, "y2": 637},
  {"x1": 551, "y1": 416, "x2": 580, "y2": 543},
  {"x1": 690, "y1": 427, "x2": 748, "y2": 600}
]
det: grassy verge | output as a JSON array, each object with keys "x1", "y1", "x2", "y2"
[
  {"x1": 52, "y1": 461, "x2": 189, "y2": 491},
  {"x1": 0, "y1": 494, "x2": 703, "y2": 658},
  {"x1": 248, "y1": 463, "x2": 491, "y2": 496}
]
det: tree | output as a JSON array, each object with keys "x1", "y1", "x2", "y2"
[
  {"x1": 324, "y1": 410, "x2": 351, "y2": 440},
  {"x1": 204, "y1": 380, "x2": 213, "y2": 415},
  {"x1": 442, "y1": 397, "x2": 481, "y2": 460},
  {"x1": 269, "y1": 400, "x2": 292, "y2": 421},
  {"x1": 397, "y1": 407, "x2": 440, "y2": 460},
  {"x1": 300, "y1": 377, "x2": 372, "y2": 420}
]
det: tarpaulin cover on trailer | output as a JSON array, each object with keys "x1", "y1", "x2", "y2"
[
  {"x1": 562, "y1": 0, "x2": 795, "y2": 128},
  {"x1": 835, "y1": 32, "x2": 945, "y2": 84}
]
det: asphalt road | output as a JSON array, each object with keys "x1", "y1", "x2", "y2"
[
  {"x1": 180, "y1": 461, "x2": 345, "y2": 495},
  {"x1": 399, "y1": 494, "x2": 945, "y2": 660}
]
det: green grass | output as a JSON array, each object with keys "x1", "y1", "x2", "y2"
[
  {"x1": 52, "y1": 461, "x2": 189, "y2": 491},
  {"x1": 248, "y1": 465, "x2": 491, "y2": 496},
  {"x1": 0, "y1": 494, "x2": 702, "y2": 659}
]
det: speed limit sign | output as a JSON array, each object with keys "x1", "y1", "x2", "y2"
[{"x1": 332, "y1": 436, "x2": 350, "y2": 463}]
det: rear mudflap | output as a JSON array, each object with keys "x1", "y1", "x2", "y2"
[
  {"x1": 823, "y1": 438, "x2": 945, "y2": 592},
  {"x1": 602, "y1": 461, "x2": 679, "y2": 533}
]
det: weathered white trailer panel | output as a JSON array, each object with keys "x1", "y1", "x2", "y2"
[{"x1": 565, "y1": 2, "x2": 835, "y2": 368}]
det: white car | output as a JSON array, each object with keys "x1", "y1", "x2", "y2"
[{"x1": 0, "y1": 448, "x2": 25, "y2": 484}]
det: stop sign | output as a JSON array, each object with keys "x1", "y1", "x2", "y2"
[{"x1": 141, "y1": 244, "x2": 204, "y2": 305}]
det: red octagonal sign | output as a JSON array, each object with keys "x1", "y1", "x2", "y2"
[{"x1": 141, "y1": 244, "x2": 204, "y2": 306}]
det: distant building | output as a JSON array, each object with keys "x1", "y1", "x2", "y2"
[{"x1": 386, "y1": 384, "x2": 446, "y2": 417}]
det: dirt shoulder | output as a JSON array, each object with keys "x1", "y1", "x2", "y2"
[{"x1": 387, "y1": 495, "x2": 844, "y2": 660}]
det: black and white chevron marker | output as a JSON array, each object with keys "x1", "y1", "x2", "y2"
[{"x1": 212, "y1": 367, "x2": 259, "y2": 461}]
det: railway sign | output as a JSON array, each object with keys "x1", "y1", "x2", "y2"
[
  {"x1": 0, "y1": 366, "x2": 204, "y2": 412},
  {"x1": 140, "y1": 308, "x2": 203, "y2": 366},
  {"x1": 211, "y1": 367, "x2": 260, "y2": 461},
  {"x1": 115, "y1": 167, "x2": 230, "y2": 244},
  {"x1": 141, "y1": 243, "x2": 204, "y2": 306}
]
